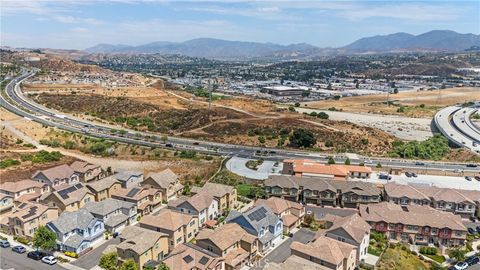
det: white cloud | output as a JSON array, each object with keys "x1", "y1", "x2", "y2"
[{"x1": 71, "y1": 27, "x2": 89, "y2": 33}]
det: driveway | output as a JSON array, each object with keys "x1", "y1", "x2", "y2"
[
  {"x1": 71, "y1": 238, "x2": 120, "y2": 270},
  {"x1": 306, "y1": 205, "x2": 358, "y2": 220},
  {"x1": 251, "y1": 228, "x2": 316, "y2": 269}
]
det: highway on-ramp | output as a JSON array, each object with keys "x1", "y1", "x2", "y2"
[{"x1": 2, "y1": 70, "x2": 479, "y2": 174}]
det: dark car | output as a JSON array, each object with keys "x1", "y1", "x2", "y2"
[
  {"x1": 466, "y1": 164, "x2": 478, "y2": 168},
  {"x1": 405, "y1": 172, "x2": 412, "y2": 177},
  {"x1": 475, "y1": 176, "x2": 480, "y2": 181},
  {"x1": 27, "y1": 250, "x2": 49, "y2": 260},
  {"x1": 415, "y1": 162, "x2": 425, "y2": 166},
  {"x1": 468, "y1": 227, "x2": 476, "y2": 234},
  {"x1": 192, "y1": 142, "x2": 199, "y2": 145},
  {"x1": 165, "y1": 143, "x2": 173, "y2": 148},
  {"x1": 465, "y1": 176, "x2": 472, "y2": 181},
  {"x1": 476, "y1": 225, "x2": 480, "y2": 233},
  {"x1": 412, "y1": 173, "x2": 417, "y2": 177},
  {"x1": 12, "y1": 245, "x2": 26, "y2": 253},
  {"x1": 465, "y1": 256, "x2": 480, "y2": 266}
]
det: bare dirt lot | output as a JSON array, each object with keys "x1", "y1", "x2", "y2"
[{"x1": 303, "y1": 87, "x2": 480, "y2": 118}]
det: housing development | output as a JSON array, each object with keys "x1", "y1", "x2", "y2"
[{"x1": 1, "y1": 2, "x2": 480, "y2": 270}]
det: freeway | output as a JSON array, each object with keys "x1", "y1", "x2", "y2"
[
  {"x1": 435, "y1": 105, "x2": 480, "y2": 154},
  {"x1": 1, "y1": 70, "x2": 479, "y2": 173}
]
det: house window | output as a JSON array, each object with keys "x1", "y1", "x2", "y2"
[{"x1": 176, "y1": 237, "x2": 182, "y2": 243}]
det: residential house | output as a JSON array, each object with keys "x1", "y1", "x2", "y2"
[
  {"x1": 114, "y1": 170, "x2": 143, "y2": 188},
  {"x1": 7, "y1": 202, "x2": 58, "y2": 238},
  {"x1": 40, "y1": 183, "x2": 95, "y2": 213},
  {"x1": 192, "y1": 182, "x2": 237, "y2": 215},
  {"x1": 70, "y1": 161, "x2": 103, "y2": 182},
  {"x1": 359, "y1": 202, "x2": 468, "y2": 247},
  {"x1": 323, "y1": 214, "x2": 370, "y2": 262},
  {"x1": 85, "y1": 176, "x2": 121, "y2": 202},
  {"x1": 196, "y1": 223, "x2": 258, "y2": 269},
  {"x1": 168, "y1": 193, "x2": 218, "y2": 226},
  {"x1": 291, "y1": 236, "x2": 357, "y2": 270},
  {"x1": 140, "y1": 209, "x2": 199, "y2": 252},
  {"x1": 1, "y1": 194, "x2": 14, "y2": 213},
  {"x1": 83, "y1": 198, "x2": 137, "y2": 233},
  {"x1": 116, "y1": 226, "x2": 169, "y2": 269},
  {"x1": 282, "y1": 159, "x2": 372, "y2": 180},
  {"x1": 47, "y1": 208, "x2": 105, "y2": 254},
  {"x1": 162, "y1": 243, "x2": 225, "y2": 270},
  {"x1": 111, "y1": 186, "x2": 162, "y2": 216},
  {"x1": 143, "y1": 169, "x2": 184, "y2": 201},
  {"x1": 264, "y1": 175, "x2": 381, "y2": 207},
  {"x1": 225, "y1": 205, "x2": 283, "y2": 254},
  {"x1": 0, "y1": 179, "x2": 50, "y2": 203},
  {"x1": 32, "y1": 164, "x2": 79, "y2": 187},
  {"x1": 384, "y1": 182, "x2": 480, "y2": 218},
  {"x1": 263, "y1": 255, "x2": 326, "y2": 270},
  {"x1": 255, "y1": 197, "x2": 305, "y2": 234}
]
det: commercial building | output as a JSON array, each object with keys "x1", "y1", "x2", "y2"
[{"x1": 282, "y1": 159, "x2": 372, "y2": 180}]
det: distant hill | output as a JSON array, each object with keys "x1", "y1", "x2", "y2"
[
  {"x1": 85, "y1": 30, "x2": 480, "y2": 59},
  {"x1": 344, "y1": 30, "x2": 480, "y2": 52}
]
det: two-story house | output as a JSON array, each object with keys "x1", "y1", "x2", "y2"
[
  {"x1": 191, "y1": 182, "x2": 237, "y2": 215},
  {"x1": 140, "y1": 209, "x2": 199, "y2": 252},
  {"x1": 83, "y1": 198, "x2": 137, "y2": 233},
  {"x1": 359, "y1": 202, "x2": 468, "y2": 248},
  {"x1": 40, "y1": 183, "x2": 95, "y2": 213},
  {"x1": 384, "y1": 182, "x2": 480, "y2": 218},
  {"x1": 7, "y1": 202, "x2": 58, "y2": 238},
  {"x1": 32, "y1": 164, "x2": 79, "y2": 188},
  {"x1": 70, "y1": 161, "x2": 103, "y2": 182},
  {"x1": 0, "y1": 179, "x2": 50, "y2": 203},
  {"x1": 111, "y1": 186, "x2": 162, "y2": 216},
  {"x1": 168, "y1": 193, "x2": 218, "y2": 226},
  {"x1": 143, "y1": 169, "x2": 184, "y2": 201},
  {"x1": 85, "y1": 176, "x2": 121, "y2": 202},
  {"x1": 291, "y1": 236, "x2": 357, "y2": 270},
  {"x1": 226, "y1": 205, "x2": 283, "y2": 254},
  {"x1": 255, "y1": 197, "x2": 305, "y2": 234},
  {"x1": 114, "y1": 170, "x2": 143, "y2": 188},
  {"x1": 47, "y1": 208, "x2": 105, "y2": 254},
  {"x1": 162, "y1": 243, "x2": 225, "y2": 270},
  {"x1": 196, "y1": 223, "x2": 258, "y2": 269},
  {"x1": 116, "y1": 226, "x2": 169, "y2": 269},
  {"x1": 0, "y1": 194, "x2": 14, "y2": 213}
]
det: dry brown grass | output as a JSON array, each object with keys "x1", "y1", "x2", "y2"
[{"x1": 304, "y1": 87, "x2": 480, "y2": 117}]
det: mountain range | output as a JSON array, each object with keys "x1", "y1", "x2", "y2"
[{"x1": 85, "y1": 30, "x2": 480, "y2": 59}]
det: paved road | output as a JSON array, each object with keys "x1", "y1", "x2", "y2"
[
  {"x1": 453, "y1": 107, "x2": 480, "y2": 141},
  {"x1": 2, "y1": 71, "x2": 479, "y2": 174},
  {"x1": 305, "y1": 205, "x2": 358, "y2": 220},
  {"x1": 435, "y1": 105, "x2": 480, "y2": 154},
  {"x1": 71, "y1": 238, "x2": 120, "y2": 269},
  {"x1": 0, "y1": 247, "x2": 67, "y2": 270},
  {"x1": 251, "y1": 228, "x2": 316, "y2": 269}
]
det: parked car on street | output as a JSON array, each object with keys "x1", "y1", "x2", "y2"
[
  {"x1": 405, "y1": 172, "x2": 412, "y2": 177},
  {"x1": 465, "y1": 176, "x2": 472, "y2": 181},
  {"x1": 454, "y1": 261, "x2": 469, "y2": 270},
  {"x1": 42, "y1": 256, "x2": 57, "y2": 265},
  {"x1": 468, "y1": 227, "x2": 476, "y2": 234},
  {"x1": 12, "y1": 245, "x2": 26, "y2": 253},
  {"x1": 465, "y1": 256, "x2": 480, "y2": 266},
  {"x1": 0, "y1": 240, "x2": 10, "y2": 248},
  {"x1": 27, "y1": 250, "x2": 49, "y2": 260}
]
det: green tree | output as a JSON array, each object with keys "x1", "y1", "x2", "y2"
[
  {"x1": 119, "y1": 259, "x2": 137, "y2": 270},
  {"x1": 376, "y1": 163, "x2": 382, "y2": 168},
  {"x1": 448, "y1": 249, "x2": 465, "y2": 262},
  {"x1": 258, "y1": 136, "x2": 266, "y2": 144},
  {"x1": 32, "y1": 225, "x2": 56, "y2": 251},
  {"x1": 316, "y1": 112, "x2": 329, "y2": 119},
  {"x1": 157, "y1": 262, "x2": 170, "y2": 270},
  {"x1": 160, "y1": 135, "x2": 168, "y2": 143},
  {"x1": 294, "y1": 102, "x2": 300, "y2": 107},
  {"x1": 99, "y1": 252, "x2": 118, "y2": 270},
  {"x1": 288, "y1": 106, "x2": 296, "y2": 112},
  {"x1": 289, "y1": 128, "x2": 316, "y2": 148},
  {"x1": 344, "y1": 158, "x2": 351, "y2": 165},
  {"x1": 327, "y1": 156, "x2": 335, "y2": 164}
]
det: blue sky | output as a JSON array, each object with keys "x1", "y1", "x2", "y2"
[{"x1": 2, "y1": 0, "x2": 479, "y2": 49}]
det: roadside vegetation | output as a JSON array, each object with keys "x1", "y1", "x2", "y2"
[
  {"x1": 0, "y1": 150, "x2": 63, "y2": 169},
  {"x1": 376, "y1": 243, "x2": 432, "y2": 270},
  {"x1": 389, "y1": 135, "x2": 450, "y2": 160}
]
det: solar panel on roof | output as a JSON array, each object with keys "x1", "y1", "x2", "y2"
[
  {"x1": 183, "y1": 255, "x2": 194, "y2": 263},
  {"x1": 126, "y1": 188, "x2": 140, "y2": 198},
  {"x1": 199, "y1": 256, "x2": 209, "y2": 265},
  {"x1": 21, "y1": 206, "x2": 38, "y2": 219},
  {"x1": 247, "y1": 207, "x2": 267, "y2": 221}
]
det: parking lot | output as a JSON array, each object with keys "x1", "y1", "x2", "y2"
[{"x1": 0, "y1": 247, "x2": 67, "y2": 270}]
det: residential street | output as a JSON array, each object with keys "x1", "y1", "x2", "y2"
[
  {"x1": 251, "y1": 228, "x2": 316, "y2": 269},
  {"x1": 71, "y1": 238, "x2": 121, "y2": 270},
  {"x1": 0, "y1": 247, "x2": 67, "y2": 270}
]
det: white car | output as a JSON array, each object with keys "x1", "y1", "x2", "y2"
[
  {"x1": 42, "y1": 255, "x2": 57, "y2": 265},
  {"x1": 454, "y1": 262, "x2": 468, "y2": 270}
]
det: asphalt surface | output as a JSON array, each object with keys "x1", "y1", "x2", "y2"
[
  {"x1": 305, "y1": 205, "x2": 358, "y2": 220},
  {"x1": 2, "y1": 71, "x2": 480, "y2": 174},
  {"x1": 435, "y1": 105, "x2": 480, "y2": 153},
  {"x1": 251, "y1": 228, "x2": 316, "y2": 269},
  {"x1": 0, "y1": 247, "x2": 67, "y2": 270},
  {"x1": 71, "y1": 237, "x2": 120, "y2": 269}
]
